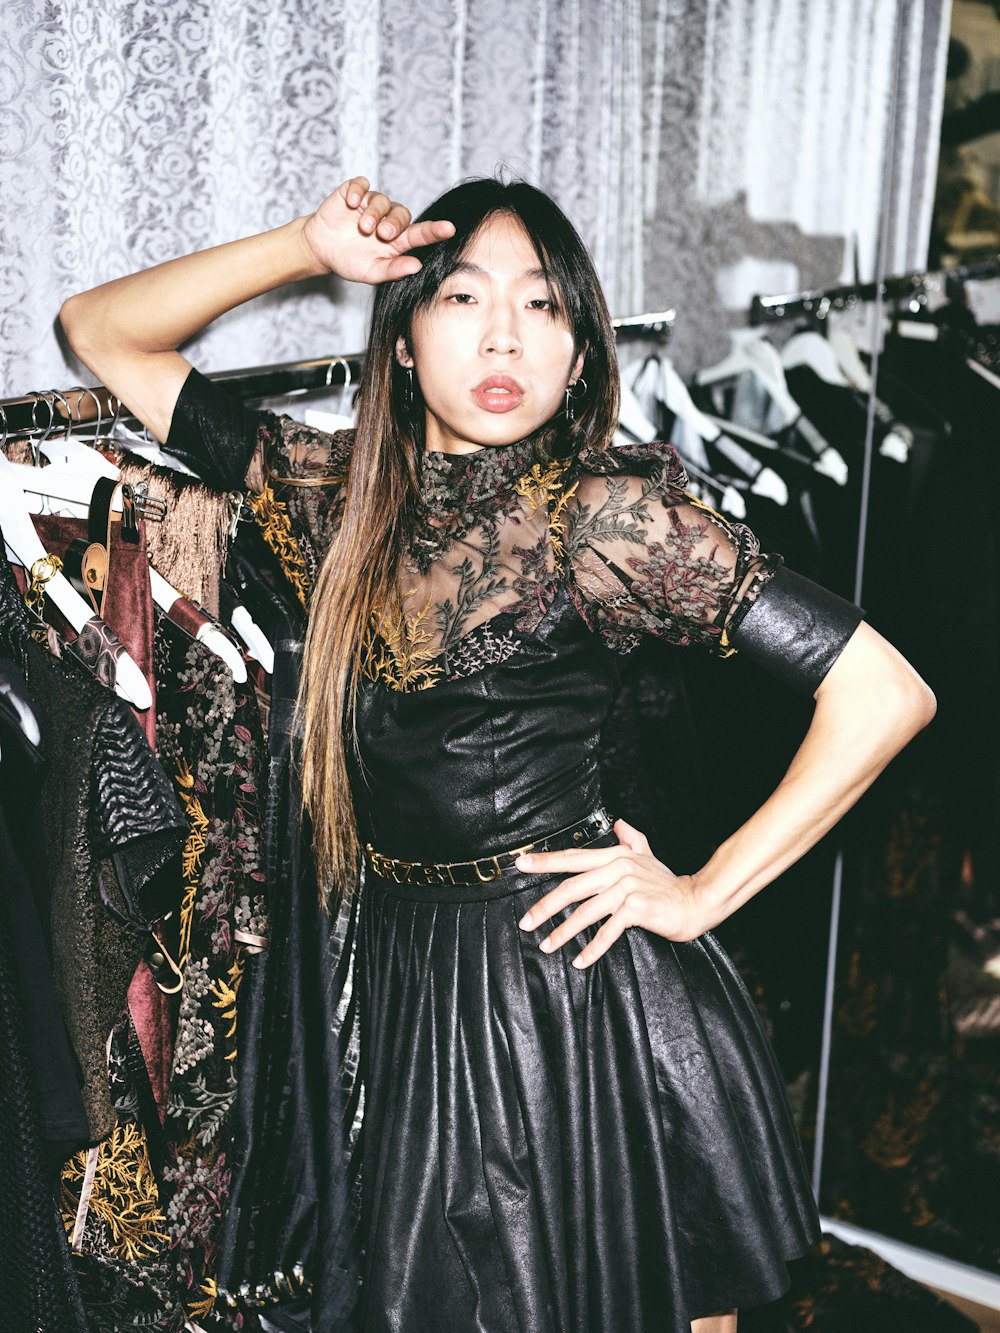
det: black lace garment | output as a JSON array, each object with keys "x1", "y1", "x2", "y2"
[{"x1": 250, "y1": 410, "x2": 781, "y2": 691}]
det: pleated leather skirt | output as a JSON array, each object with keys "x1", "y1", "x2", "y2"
[{"x1": 355, "y1": 830, "x2": 820, "y2": 1333}]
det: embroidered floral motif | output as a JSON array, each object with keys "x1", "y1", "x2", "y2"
[
  {"x1": 175, "y1": 754, "x2": 209, "y2": 975},
  {"x1": 563, "y1": 449, "x2": 772, "y2": 657},
  {"x1": 60, "y1": 1125, "x2": 168, "y2": 1264},
  {"x1": 252, "y1": 418, "x2": 781, "y2": 691},
  {"x1": 409, "y1": 438, "x2": 543, "y2": 573},
  {"x1": 444, "y1": 618, "x2": 523, "y2": 680},
  {"x1": 365, "y1": 587, "x2": 445, "y2": 691},
  {"x1": 246, "y1": 479, "x2": 310, "y2": 607},
  {"x1": 514, "y1": 456, "x2": 578, "y2": 573},
  {"x1": 513, "y1": 456, "x2": 572, "y2": 511}
]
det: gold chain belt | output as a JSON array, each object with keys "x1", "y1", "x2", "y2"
[{"x1": 364, "y1": 807, "x2": 613, "y2": 886}]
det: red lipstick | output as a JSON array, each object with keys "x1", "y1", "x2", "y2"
[{"x1": 471, "y1": 374, "x2": 524, "y2": 413}]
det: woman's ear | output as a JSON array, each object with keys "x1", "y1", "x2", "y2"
[
  {"x1": 395, "y1": 335, "x2": 414, "y2": 369},
  {"x1": 571, "y1": 342, "x2": 589, "y2": 381}
]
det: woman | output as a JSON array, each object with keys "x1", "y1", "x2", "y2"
[{"x1": 61, "y1": 176, "x2": 936, "y2": 1333}]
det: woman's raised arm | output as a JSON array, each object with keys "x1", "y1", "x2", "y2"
[{"x1": 59, "y1": 178, "x2": 454, "y2": 444}]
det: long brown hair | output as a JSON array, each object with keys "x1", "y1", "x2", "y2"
[{"x1": 297, "y1": 176, "x2": 621, "y2": 907}]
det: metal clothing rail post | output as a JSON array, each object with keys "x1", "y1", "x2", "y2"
[{"x1": 0, "y1": 308, "x2": 677, "y2": 445}]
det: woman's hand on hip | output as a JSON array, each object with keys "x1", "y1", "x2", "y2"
[
  {"x1": 302, "y1": 177, "x2": 456, "y2": 285},
  {"x1": 515, "y1": 817, "x2": 711, "y2": 968}
]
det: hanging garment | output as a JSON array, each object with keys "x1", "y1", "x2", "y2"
[
  {"x1": 24, "y1": 508, "x2": 158, "y2": 743},
  {"x1": 216, "y1": 600, "x2": 362, "y2": 1329},
  {"x1": 12, "y1": 504, "x2": 186, "y2": 1133},
  {"x1": 0, "y1": 548, "x2": 186, "y2": 1144},
  {"x1": 166, "y1": 367, "x2": 869, "y2": 1330},
  {"x1": 817, "y1": 330, "x2": 1000, "y2": 1273},
  {"x1": 0, "y1": 654, "x2": 90, "y2": 1332},
  {"x1": 0, "y1": 801, "x2": 91, "y2": 1333},
  {"x1": 118, "y1": 455, "x2": 235, "y2": 619},
  {"x1": 0, "y1": 655, "x2": 90, "y2": 1163},
  {"x1": 64, "y1": 620, "x2": 270, "y2": 1330}
]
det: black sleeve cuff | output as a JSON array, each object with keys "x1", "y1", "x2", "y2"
[
  {"x1": 729, "y1": 565, "x2": 865, "y2": 696},
  {"x1": 165, "y1": 366, "x2": 262, "y2": 492}
]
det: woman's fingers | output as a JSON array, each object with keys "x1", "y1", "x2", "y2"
[
  {"x1": 343, "y1": 176, "x2": 370, "y2": 208},
  {"x1": 375, "y1": 203, "x2": 412, "y2": 241},
  {"x1": 308, "y1": 181, "x2": 454, "y2": 284},
  {"x1": 357, "y1": 190, "x2": 393, "y2": 234},
  {"x1": 394, "y1": 217, "x2": 457, "y2": 253},
  {"x1": 515, "y1": 844, "x2": 625, "y2": 876},
  {"x1": 536, "y1": 885, "x2": 629, "y2": 953},
  {"x1": 571, "y1": 912, "x2": 634, "y2": 969},
  {"x1": 517, "y1": 851, "x2": 638, "y2": 930},
  {"x1": 614, "y1": 816, "x2": 651, "y2": 854},
  {"x1": 381, "y1": 254, "x2": 424, "y2": 282}
]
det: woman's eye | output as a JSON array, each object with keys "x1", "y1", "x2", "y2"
[
  {"x1": 528, "y1": 298, "x2": 552, "y2": 311},
  {"x1": 444, "y1": 292, "x2": 474, "y2": 304}
]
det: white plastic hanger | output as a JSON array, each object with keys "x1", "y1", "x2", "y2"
[
  {"x1": 617, "y1": 364, "x2": 743, "y2": 513},
  {"x1": 616, "y1": 378, "x2": 658, "y2": 444},
  {"x1": 697, "y1": 330, "x2": 848, "y2": 485},
  {"x1": 8, "y1": 395, "x2": 248, "y2": 681},
  {"x1": 114, "y1": 421, "x2": 198, "y2": 475},
  {"x1": 698, "y1": 330, "x2": 802, "y2": 422},
  {"x1": 627, "y1": 356, "x2": 790, "y2": 511},
  {"x1": 0, "y1": 453, "x2": 153, "y2": 710},
  {"x1": 303, "y1": 355, "x2": 358, "y2": 434},
  {"x1": 781, "y1": 330, "x2": 850, "y2": 387},
  {"x1": 228, "y1": 604, "x2": 273, "y2": 674},
  {"x1": 828, "y1": 326, "x2": 872, "y2": 393},
  {"x1": 148, "y1": 567, "x2": 248, "y2": 683}
]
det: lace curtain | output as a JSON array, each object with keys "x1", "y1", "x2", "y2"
[{"x1": 0, "y1": 0, "x2": 948, "y2": 387}]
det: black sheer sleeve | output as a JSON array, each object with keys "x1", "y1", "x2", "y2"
[
  {"x1": 165, "y1": 367, "x2": 261, "y2": 491},
  {"x1": 565, "y1": 440, "x2": 864, "y2": 694},
  {"x1": 165, "y1": 367, "x2": 354, "y2": 595}
]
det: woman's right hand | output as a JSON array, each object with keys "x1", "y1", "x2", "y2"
[
  {"x1": 60, "y1": 175, "x2": 454, "y2": 447},
  {"x1": 302, "y1": 177, "x2": 456, "y2": 285}
]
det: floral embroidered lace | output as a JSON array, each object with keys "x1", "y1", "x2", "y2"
[{"x1": 252, "y1": 414, "x2": 780, "y2": 692}]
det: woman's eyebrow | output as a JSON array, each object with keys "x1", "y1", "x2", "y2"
[{"x1": 448, "y1": 261, "x2": 550, "y2": 281}]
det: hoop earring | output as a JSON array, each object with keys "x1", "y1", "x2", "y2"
[
  {"x1": 403, "y1": 367, "x2": 415, "y2": 415},
  {"x1": 564, "y1": 376, "x2": 587, "y2": 423}
]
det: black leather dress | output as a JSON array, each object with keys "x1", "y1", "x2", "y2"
[
  {"x1": 167, "y1": 370, "x2": 865, "y2": 1331},
  {"x1": 353, "y1": 583, "x2": 821, "y2": 1331}
]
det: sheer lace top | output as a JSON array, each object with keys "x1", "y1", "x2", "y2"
[{"x1": 250, "y1": 411, "x2": 782, "y2": 692}]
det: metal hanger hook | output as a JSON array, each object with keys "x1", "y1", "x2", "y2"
[
  {"x1": 106, "y1": 393, "x2": 124, "y2": 437},
  {"x1": 65, "y1": 384, "x2": 103, "y2": 439},
  {"x1": 27, "y1": 391, "x2": 55, "y2": 465},
  {"x1": 49, "y1": 389, "x2": 74, "y2": 442},
  {"x1": 325, "y1": 356, "x2": 352, "y2": 390}
]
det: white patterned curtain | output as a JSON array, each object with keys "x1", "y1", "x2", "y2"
[{"x1": 0, "y1": 0, "x2": 949, "y2": 389}]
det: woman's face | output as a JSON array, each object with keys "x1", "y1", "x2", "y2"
[{"x1": 398, "y1": 212, "x2": 586, "y2": 454}]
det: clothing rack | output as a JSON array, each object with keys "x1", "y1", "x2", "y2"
[
  {"x1": 0, "y1": 309, "x2": 676, "y2": 445},
  {"x1": 748, "y1": 257, "x2": 1000, "y2": 326},
  {"x1": 613, "y1": 307, "x2": 675, "y2": 335}
]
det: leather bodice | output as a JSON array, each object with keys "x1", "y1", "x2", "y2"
[{"x1": 352, "y1": 583, "x2": 620, "y2": 862}]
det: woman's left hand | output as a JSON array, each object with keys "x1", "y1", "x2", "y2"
[{"x1": 515, "y1": 818, "x2": 712, "y2": 968}]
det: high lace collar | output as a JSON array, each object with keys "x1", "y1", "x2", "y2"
[
  {"x1": 417, "y1": 437, "x2": 545, "y2": 518},
  {"x1": 409, "y1": 437, "x2": 546, "y2": 572}
]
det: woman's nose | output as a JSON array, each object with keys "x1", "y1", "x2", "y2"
[{"x1": 479, "y1": 308, "x2": 522, "y2": 356}]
